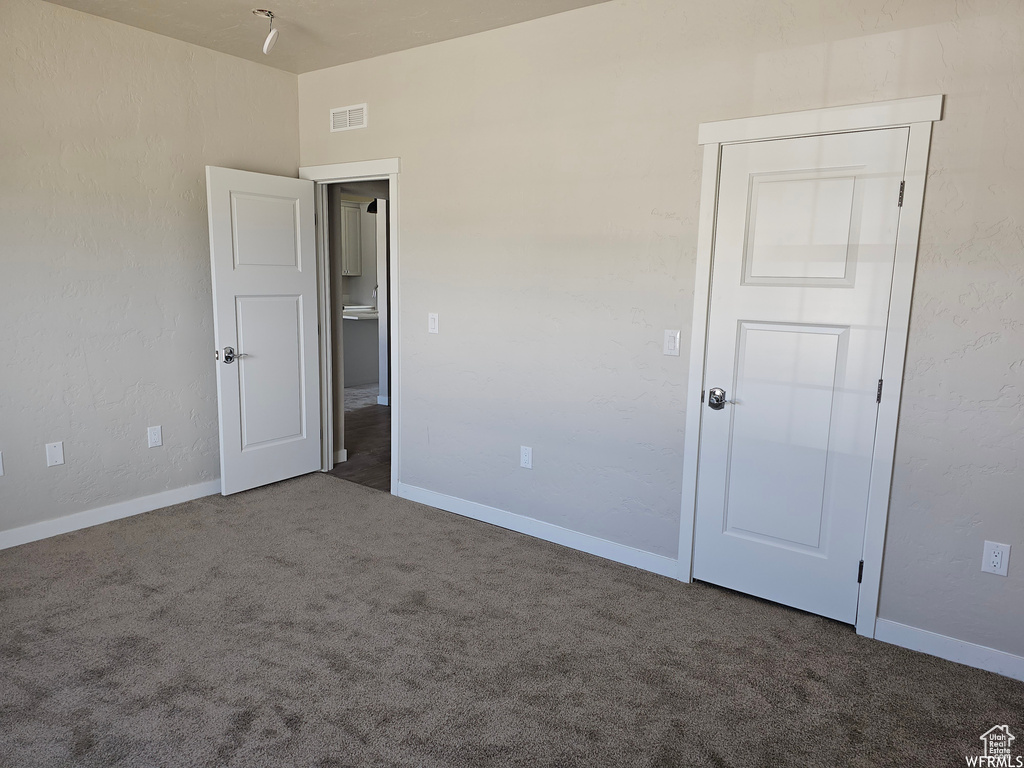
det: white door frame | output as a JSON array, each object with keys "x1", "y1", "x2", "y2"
[
  {"x1": 300, "y1": 158, "x2": 401, "y2": 494},
  {"x1": 375, "y1": 201, "x2": 390, "y2": 406},
  {"x1": 677, "y1": 96, "x2": 943, "y2": 638}
]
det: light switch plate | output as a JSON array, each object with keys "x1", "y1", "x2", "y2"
[
  {"x1": 428, "y1": 313, "x2": 439, "y2": 334},
  {"x1": 663, "y1": 330, "x2": 681, "y2": 356},
  {"x1": 45, "y1": 441, "x2": 65, "y2": 467},
  {"x1": 0, "y1": 450, "x2": 4, "y2": 477}
]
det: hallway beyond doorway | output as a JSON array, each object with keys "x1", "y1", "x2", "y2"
[{"x1": 342, "y1": 382, "x2": 381, "y2": 410}]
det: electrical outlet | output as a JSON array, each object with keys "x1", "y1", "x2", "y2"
[
  {"x1": 147, "y1": 425, "x2": 163, "y2": 448},
  {"x1": 981, "y1": 541, "x2": 1010, "y2": 577},
  {"x1": 45, "y1": 441, "x2": 65, "y2": 467},
  {"x1": 520, "y1": 445, "x2": 533, "y2": 469},
  {"x1": 0, "y1": 450, "x2": 4, "y2": 477},
  {"x1": 428, "y1": 313, "x2": 439, "y2": 334}
]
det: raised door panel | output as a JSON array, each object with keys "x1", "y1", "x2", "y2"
[
  {"x1": 231, "y1": 193, "x2": 301, "y2": 269},
  {"x1": 744, "y1": 172, "x2": 858, "y2": 285},
  {"x1": 236, "y1": 295, "x2": 305, "y2": 449},
  {"x1": 724, "y1": 323, "x2": 847, "y2": 552}
]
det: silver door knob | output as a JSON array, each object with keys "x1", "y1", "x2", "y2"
[
  {"x1": 708, "y1": 387, "x2": 732, "y2": 410},
  {"x1": 222, "y1": 346, "x2": 249, "y2": 364}
]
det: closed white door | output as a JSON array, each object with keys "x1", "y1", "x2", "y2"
[
  {"x1": 692, "y1": 128, "x2": 909, "y2": 623},
  {"x1": 206, "y1": 167, "x2": 320, "y2": 495}
]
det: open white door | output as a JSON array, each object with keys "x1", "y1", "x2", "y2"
[{"x1": 206, "y1": 167, "x2": 320, "y2": 495}]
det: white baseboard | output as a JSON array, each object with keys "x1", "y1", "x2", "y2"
[
  {"x1": 0, "y1": 480, "x2": 221, "y2": 551},
  {"x1": 395, "y1": 482, "x2": 678, "y2": 578},
  {"x1": 874, "y1": 618, "x2": 1024, "y2": 682},
  {"x1": 332, "y1": 449, "x2": 348, "y2": 464},
  {"x1": 377, "y1": 395, "x2": 389, "y2": 406}
]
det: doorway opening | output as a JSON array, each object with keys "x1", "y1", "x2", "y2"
[
  {"x1": 322, "y1": 180, "x2": 392, "y2": 492},
  {"x1": 205, "y1": 158, "x2": 399, "y2": 498}
]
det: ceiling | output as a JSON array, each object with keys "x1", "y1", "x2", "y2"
[{"x1": 44, "y1": 0, "x2": 614, "y2": 74}]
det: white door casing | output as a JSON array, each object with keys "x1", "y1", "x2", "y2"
[
  {"x1": 206, "y1": 166, "x2": 320, "y2": 495},
  {"x1": 376, "y1": 199, "x2": 390, "y2": 405},
  {"x1": 692, "y1": 128, "x2": 909, "y2": 624},
  {"x1": 679, "y1": 96, "x2": 942, "y2": 636}
]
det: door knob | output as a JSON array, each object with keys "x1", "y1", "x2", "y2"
[
  {"x1": 222, "y1": 346, "x2": 249, "y2": 364},
  {"x1": 708, "y1": 387, "x2": 733, "y2": 410}
]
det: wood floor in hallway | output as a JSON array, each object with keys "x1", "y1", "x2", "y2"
[{"x1": 328, "y1": 403, "x2": 391, "y2": 491}]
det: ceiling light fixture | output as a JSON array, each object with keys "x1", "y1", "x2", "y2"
[{"x1": 252, "y1": 9, "x2": 278, "y2": 55}]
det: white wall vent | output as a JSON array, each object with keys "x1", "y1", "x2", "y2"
[{"x1": 330, "y1": 103, "x2": 368, "y2": 132}]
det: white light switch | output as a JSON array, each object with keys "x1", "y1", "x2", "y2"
[
  {"x1": 428, "y1": 313, "x2": 439, "y2": 334},
  {"x1": 148, "y1": 425, "x2": 162, "y2": 448},
  {"x1": 0, "y1": 451, "x2": 4, "y2": 477},
  {"x1": 45, "y1": 441, "x2": 65, "y2": 467},
  {"x1": 663, "y1": 330, "x2": 681, "y2": 356}
]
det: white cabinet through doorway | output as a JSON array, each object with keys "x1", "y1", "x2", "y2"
[{"x1": 340, "y1": 201, "x2": 361, "y2": 276}]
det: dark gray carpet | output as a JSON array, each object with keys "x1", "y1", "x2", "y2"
[{"x1": 1, "y1": 473, "x2": 1020, "y2": 767}]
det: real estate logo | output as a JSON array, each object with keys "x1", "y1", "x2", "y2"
[{"x1": 966, "y1": 725, "x2": 1022, "y2": 767}]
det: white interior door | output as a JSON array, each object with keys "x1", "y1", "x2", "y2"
[
  {"x1": 206, "y1": 166, "x2": 320, "y2": 495},
  {"x1": 692, "y1": 128, "x2": 909, "y2": 623}
]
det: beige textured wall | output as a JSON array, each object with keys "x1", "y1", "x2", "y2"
[
  {"x1": 298, "y1": 0, "x2": 1024, "y2": 654},
  {"x1": 0, "y1": 0, "x2": 298, "y2": 530}
]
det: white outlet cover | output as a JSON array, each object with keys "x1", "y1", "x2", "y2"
[
  {"x1": 0, "y1": 450, "x2": 4, "y2": 477},
  {"x1": 982, "y1": 541, "x2": 1010, "y2": 577},
  {"x1": 148, "y1": 425, "x2": 163, "y2": 448},
  {"x1": 45, "y1": 441, "x2": 65, "y2": 467},
  {"x1": 520, "y1": 445, "x2": 532, "y2": 469}
]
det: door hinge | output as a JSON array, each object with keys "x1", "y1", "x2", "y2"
[
  {"x1": 857, "y1": 560, "x2": 865, "y2": 584},
  {"x1": 876, "y1": 379, "x2": 883, "y2": 404},
  {"x1": 897, "y1": 180, "x2": 905, "y2": 207},
  {"x1": 701, "y1": 389, "x2": 705, "y2": 403}
]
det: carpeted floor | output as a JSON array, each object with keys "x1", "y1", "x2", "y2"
[{"x1": 1, "y1": 474, "x2": 1021, "y2": 767}]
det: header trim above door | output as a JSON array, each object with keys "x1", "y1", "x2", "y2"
[
  {"x1": 698, "y1": 95, "x2": 943, "y2": 145},
  {"x1": 300, "y1": 158, "x2": 400, "y2": 181}
]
